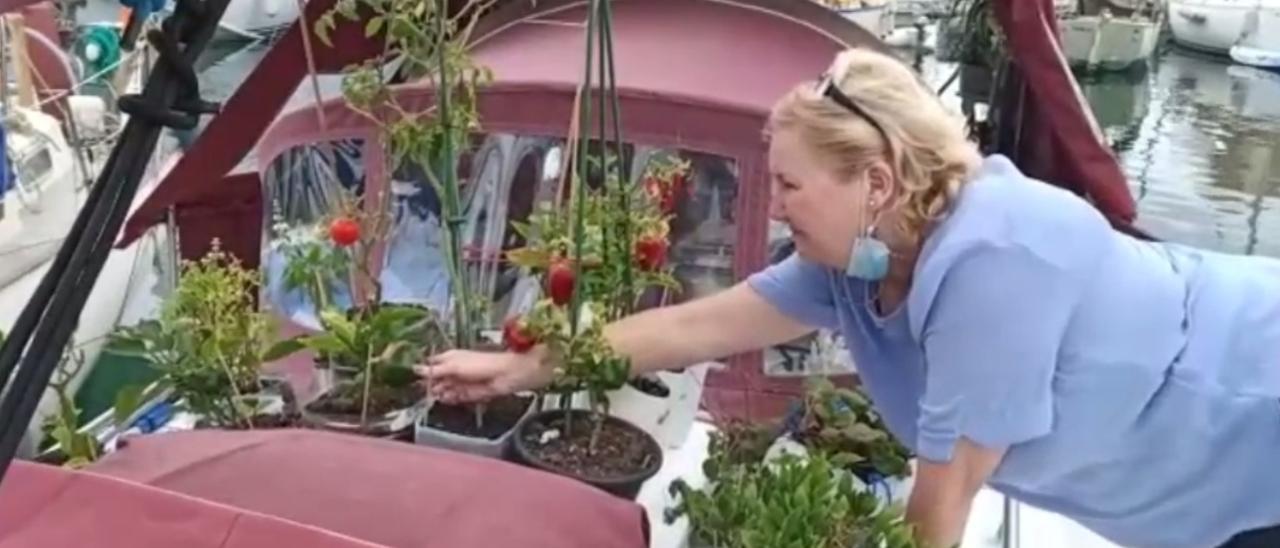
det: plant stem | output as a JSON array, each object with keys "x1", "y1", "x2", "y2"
[
  {"x1": 313, "y1": 271, "x2": 330, "y2": 312},
  {"x1": 562, "y1": 394, "x2": 574, "y2": 439},
  {"x1": 473, "y1": 401, "x2": 486, "y2": 430},
  {"x1": 435, "y1": 0, "x2": 473, "y2": 350},
  {"x1": 360, "y1": 346, "x2": 374, "y2": 430},
  {"x1": 588, "y1": 411, "x2": 603, "y2": 455}
]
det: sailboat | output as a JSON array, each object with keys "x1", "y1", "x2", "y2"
[
  {"x1": 1059, "y1": 0, "x2": 1163, "y2": 72},
  {"x1": 1229, "y1": 1, "x2": 1280, "y2": 70}
]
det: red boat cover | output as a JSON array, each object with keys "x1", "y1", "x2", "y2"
[
  {"x1": 0, "y1": 460, "x2": 383, "y2": 547},
  {"x1": 86, "y1": 429, "x2": 651, "y2": 548},
  {"x1": 992, "y1": 0, "x2": 1137, "y2": 227}
]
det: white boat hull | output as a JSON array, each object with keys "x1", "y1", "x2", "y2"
[
  {"x1": 1230, "y1": 4, "x2": 1280, "y2": 69},
  {"x1": 174, "y1": 0, "x2": 301, "y2": 41},
  {"x1": 1167, "y1": 0, "x2": 1257, "y2": 55},
  {"x1": 0, "y1": 110, "x2": 83, "y2": 288},
  {"x1": 1060, "y1": 14, "x2": 1161, "y2": 71},
  {"x1": 1231, "y1": 43, "x2": 1280, "y2": 68}
]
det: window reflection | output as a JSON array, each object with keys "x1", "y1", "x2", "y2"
[
  {"x1": 261, "y1": 139, "x2": 366, "y2": 330},
  {"x1": 261, "y1": 134, "x2": 748, "y2": 335},
  {"x1": 379, "y1": 159, "x2": 454, "y2": 312},
  {"x1": 663, "y1": 150, "x2": 737, "y2": 305}
]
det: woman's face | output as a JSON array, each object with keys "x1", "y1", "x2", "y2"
[{"x1": 767, "y1": 127, "x2": 891, "y2": 270}]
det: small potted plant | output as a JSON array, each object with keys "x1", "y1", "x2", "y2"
[
  {"x1": 787, "y1": 377, "x2": 913, "y2": 484},
  {"x1": 109, "y1": 244, "x2": 299, "y2": 430},
  {"x1": 666, "y1": 406, "x2": 920, "y2": 548},
  {"x1": 267, "y1": 191, "x2": 448, "y2": 438},
  {"x1": 666, "y1": 447, "x2": 921, "y2": 548},
  {"x1": 494, "y1": 147, "x2": 683, "y2": 498},
  {"x1": 582, "y1": 157, "x2": 712, "y2": 450}
]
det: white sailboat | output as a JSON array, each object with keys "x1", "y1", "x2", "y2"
[
  {"x1": 1229, "y1": 2, "x2": 1280, "y2": 69},
  {"x1": 1059, "y1": 1, "x2": 1163, "y2": 72},
  {"x1": 1168, "y1": 0, "x2": 1260, "y2": 55}
]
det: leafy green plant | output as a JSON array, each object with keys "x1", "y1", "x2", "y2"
[
  {"x1": 667, "y1": 451, "x2": 920, "y2": 548},
  {"x1": 270, "y1": 303, "x2": 443, "y2": 427},
  {"x1": 40, "y1": 343, "x2": 101, "y2": 468},
  {"x1": 794, "y1": 377, "x2": 913, "y2": 480},
  {"x1": 700, "y1": 418, "x2": 779, "y2": 478},
  {"x1": 110, "y1": 244, "x2": 286, "y2": 428}
]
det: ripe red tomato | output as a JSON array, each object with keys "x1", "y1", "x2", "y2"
[{"x1": 328, "y1": 218, "x2": 360, "y2": 247}]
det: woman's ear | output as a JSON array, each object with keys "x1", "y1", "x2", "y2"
[{"x1": 865, "y1": 161, "x2": 896, "y2": 207}]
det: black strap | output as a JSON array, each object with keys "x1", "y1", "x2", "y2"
[{"x1": 0, "y1": 0, "x2": 230, "y2": 486}]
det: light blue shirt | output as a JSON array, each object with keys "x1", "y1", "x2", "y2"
[{"x1": 748, "y1": 155, "x2": 1280, "y2": 548}]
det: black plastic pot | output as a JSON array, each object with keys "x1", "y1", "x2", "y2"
[{"x1": 510, "y1": 409, "x2": 663, "y2": 500}]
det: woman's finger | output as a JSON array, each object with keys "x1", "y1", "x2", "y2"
[{"x1": 414, "y1": 362, "x2": 455, "y2": 381}]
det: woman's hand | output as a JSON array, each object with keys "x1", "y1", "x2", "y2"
[{"x1": 415, "y1": 349, "x2": 553, "y2": 403}]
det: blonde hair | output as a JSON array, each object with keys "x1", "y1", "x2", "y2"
[{"x1": 767, "y1": 48, "x2": 981, "y2": 243}]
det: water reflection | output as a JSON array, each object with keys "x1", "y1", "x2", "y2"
[{"x1": 1079, "y1": 48, "x2": 1280, "y2": 258}]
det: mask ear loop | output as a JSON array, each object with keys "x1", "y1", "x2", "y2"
[{"x1": 860, "y1": 194, "x2": 884, "y2": 312}]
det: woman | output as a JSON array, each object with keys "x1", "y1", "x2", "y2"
[{"x1": 418, "y1": 48, "x2": 1280, "y2": 548}]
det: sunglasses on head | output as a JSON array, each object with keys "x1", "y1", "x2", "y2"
[{"x1": 814, "y1": 73, "x2": 888, "y2": 140}]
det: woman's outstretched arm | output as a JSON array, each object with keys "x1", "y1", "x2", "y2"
[{"x1": 419, "y1": 281, "x2": 814, "y2": 403}]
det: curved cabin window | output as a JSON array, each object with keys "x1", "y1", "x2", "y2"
[{"x1": 260, "y1": 133, "x2": 744, "y2": 336}]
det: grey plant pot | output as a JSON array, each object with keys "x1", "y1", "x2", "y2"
[{"x1": 413, "y1": 396, "x2": 535, "y2": 459}]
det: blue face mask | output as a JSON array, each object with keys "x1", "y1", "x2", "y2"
[
  {"x1": 845, "y1": 231, "x2": 890, "y2": 280},
  {"x1": 844, "y1": 195, "x2": 890, "y2": 280}
]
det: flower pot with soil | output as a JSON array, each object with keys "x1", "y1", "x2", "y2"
[
  {"x1": 413, "y1": 391, "x2": 536, "y2": 458},
  {"x1": 414, "y1": 337, "x2": 537, "y2": 457},
  {"x1": 199, "y1": 376, "x2": 301, "y2": 429},
  {"x1": 301, "y1": 375, "x2": 421, "y2": 437},
  {"x1": 271, "y1": 302, "x2": 441, "y2": 438},
  {"x1": 511, "y1": 408, "x2": 662, "y2": 499}
]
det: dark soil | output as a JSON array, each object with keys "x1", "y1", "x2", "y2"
[
  {"x1": 628, "y1": 375, "x2": 670, "y2": 398},
  {"x1": 209, "y1": 413, "x2": 300, "y2": 430},
  {"x1": 305, "y1": 381, "x2": 421, "y2": 420},
  {"x1": 426, "y1": 393, "x2": 533, "y2": 439},
  {"x1": 519, "y1": 411, "x2": 659, "y2": 479}
]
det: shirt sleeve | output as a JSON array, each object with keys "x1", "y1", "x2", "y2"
[
  {"x1": 746, "y1": 253, "x2": 839, "y2": 330},
  {"x1": 915, "y1": 243, "x2": 1080, "y2": 462}
]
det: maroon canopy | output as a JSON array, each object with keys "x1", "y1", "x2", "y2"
[
  {"x1": 85, "y1": 429, "x2": 651, "y2": 547},
  {"x1": 0, "y1": 460, "x2": 384, "y2": 547}
]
